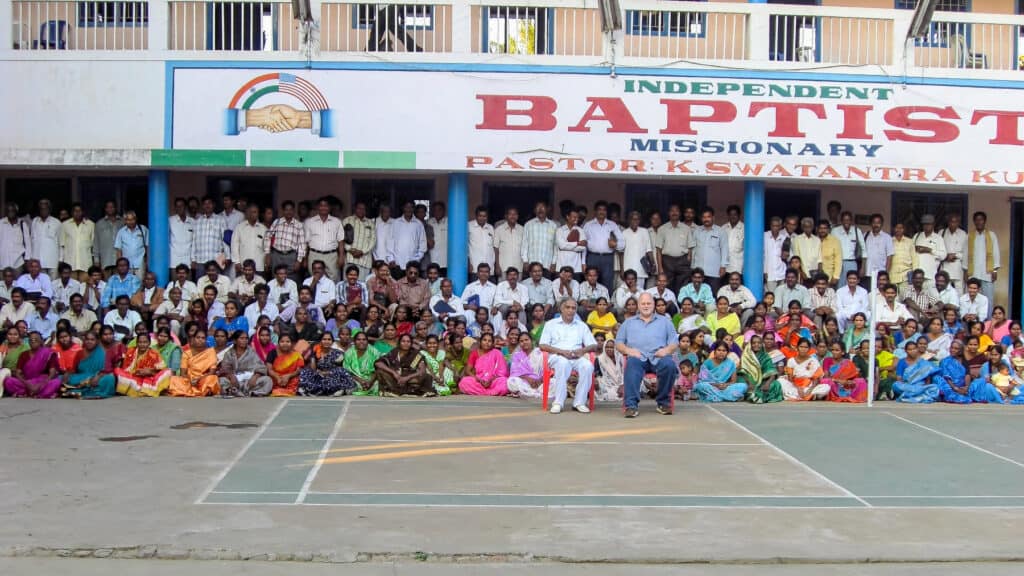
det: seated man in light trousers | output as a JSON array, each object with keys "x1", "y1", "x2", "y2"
[{"x1": 538, "y1": 298, "x2": 597, "y2": 414}]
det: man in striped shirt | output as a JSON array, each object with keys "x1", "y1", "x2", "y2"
[
  {"x1": 191, "y1": 196, "x2": 228, "y2": 278},
  {"x1": 521, "y1": 201, "x2": 558, "y2": 278},
  {"x1": 264, "y1": 201, "x2": 306, "y2": 281}
]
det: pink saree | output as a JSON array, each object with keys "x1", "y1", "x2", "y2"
[{"x1": 458, "y1": 348, "x2": 509, "y2": 396}]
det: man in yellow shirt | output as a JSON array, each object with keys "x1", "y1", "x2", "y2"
[
  {"x1": 889, "y1": 222, "x2": 918, "y2": 294},
  {"x1": 817, "y1": 220, "x2": 842, "y2": 286}
]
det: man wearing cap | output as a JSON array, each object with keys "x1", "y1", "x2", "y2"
[{"x1": 913, "y1": 215, "x2": 946, "y2": 289}]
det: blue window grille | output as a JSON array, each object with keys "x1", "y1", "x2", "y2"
[
  {"x1": 77, "y1": 1, "x2": 148, "y2": 27},
  {"x1": 895, "y1": 0, "x2": 969, "y2": 48},
  {"x1": 625, "y1": 1, "x2": 707, "y2": 38}
]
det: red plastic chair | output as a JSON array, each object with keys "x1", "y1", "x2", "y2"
[{"x1": 540, "y1": 351, "x2": 596, "y2": 411}]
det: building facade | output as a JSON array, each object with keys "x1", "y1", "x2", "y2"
[{"x1": 3, "y1": 0, "x2": 1024, "y2": 308}]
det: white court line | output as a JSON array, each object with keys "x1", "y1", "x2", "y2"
[
  {"x1": 199, "y1": 501, "x2": 1024, "y2": 510},
  {"x1": 194, "y1": 398, "x2": 289, "y2": 505},
  {"x1": 213, "y1": 490, "x2": 854, "y2": 498},
  {"x1": 705, "y1": 405, "x2": 872, "y2": 508},
  {"x1": 885, "y1": 412, "x2": 1024, "y2": 470},
  {"x1": 295, "y1": 398, "x2": 352, "y2": 504},
  {"x1": 256, "y1": 437, "x2": 763, "y2": 447}
]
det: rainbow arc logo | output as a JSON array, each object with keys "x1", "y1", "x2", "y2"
[{"x1": 224, "y1": 73, "x2": 334, "y2": 138}]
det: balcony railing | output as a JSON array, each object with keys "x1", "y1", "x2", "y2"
[{"x1": 6, "y1": 0, "x2": 1024, "y2": 74}]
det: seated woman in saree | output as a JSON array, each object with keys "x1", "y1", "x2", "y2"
[
  {"x1": 167, "y1": 329, "x2": 221, "y2": 397},
  {"x1": 970, "y1": 344, "x2": 1024, "y2": 404},
  {"x1": 298, "y1": 332, "x2": 355, "y2": 396},
  {"x1": 821, "y1": 341, "x2": 867, "y2": 403},
  {"x1": 778, "y1": 338, "x2": 829, "y2": 401},
  {"x1": 935, "y1": 339, "x2": 974, "y2": 404},
  {"x1": 289, "y1": 306, "x2": 322, "y2": 358},
  {"x1": 777, "y1": 314, "x2": 815, "y2": 360},
  {"x1": 115, "y1": 332, "x2": 173, "y2": 397},
  {"x1": 60, "y1": 332, "x2": 115, "y2": 399},
  {"x1": 693, "y1": 340, "x2": 747, "y2": 402},
  {"x1": 705, "y1": 297, "x2": 743, "y2": 346},
  {"x1": 892, "y1": 340, "x2": 940, "y2": 403},
  {"x1": 344, "y1": 331, "x2": 380, "y2": 396},
  {"x1": 842, "y1": 313, "x2": 870, "y2": 354},
  {"x1": 4, "y1": 331, "x2": 61, "y2": 398},
  {"x1": 0, "y1": 326, "x2": 28, "y2": 396},
  {"x1": 99, "y1": 325, "x2": 125, "y2": 377},
  {"x1": 922, "y1": 317, "x2": 953, "y2": 362},
  {"x1": 507, "y1": 332, "x2": 545, "y2": 399},
  {"x1": 266, "y1": 334, "x2": 304, "y2": 397},
  {"x1": 218, "y1": 330, "x2": 273, "y2": 397},
  {"x1": 446, "y1": 332, "x2": 471, "y2": 383},
  {"x1": 419, "y1": 334, "x2": 454, "y2": 396},
  {"x1": 457, "y1": 333, "x2": 509, "y2": 396},
  {"x1": 52, "y1": 329, "x2": 82, "y2": 374},
  {"x1": 737, "y1": 335, "x2": 783, "y2": 404},
  {"x1": 154, "y1": 327, "x2": 182, "y2": 373},
  {"x1": 252, "y1": 326, "x2": 276, "y2": 362},
  {"x1": 376, "y1": 333, "x2": 434, "y2": 397},
  {"x1": 209, "y1": 301, "x2": 249, "y2": 345}
]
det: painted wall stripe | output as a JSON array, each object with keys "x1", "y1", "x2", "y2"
[
  {"x1": 250, "y1": 150, "x2": 340, "y2": 168},
  {"x1": 152, "y1": 149, "x2": 246, "y2": 167},
  {"x1": 343, "y1": 151, "x2": 416, "y2": 170}
]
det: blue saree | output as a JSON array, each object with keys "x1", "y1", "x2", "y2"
[
  {"x1": 694, "y1": 358, "x2": 746, "y2": 402},
  {"x1": 893, "y1": 358, "x2": 940, "y2": 403},
  {"x1": 934, "y1": 357, "x2": 972, "y2": 404}
]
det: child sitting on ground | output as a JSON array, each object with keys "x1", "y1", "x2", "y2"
[{"x1": 675, "y1": 359, "x2": 695, "y2": 401}]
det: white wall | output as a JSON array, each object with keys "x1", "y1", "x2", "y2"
[{"x1": 0, "y1": 60, "x2": 164, "y2": 150}]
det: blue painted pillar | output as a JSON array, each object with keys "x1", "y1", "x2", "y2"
[
  {"x1": 447, "y1": 173, "x2": 469, "y2": 294},
  {"x1": 743, "y1": 180, "x2": 766, "y2": 300},
  {"x1": 148, "y1": 170, "x2": 170, "y2": 286}
]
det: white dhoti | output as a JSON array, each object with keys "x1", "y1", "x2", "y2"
[
  {"x1": 779, "y1": 378, "x2": 830, "y2": 400},
  {"x1": 507, "y1": 377, "x2": 543, "y2": 399}
]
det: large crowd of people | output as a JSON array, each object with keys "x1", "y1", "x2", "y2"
[{"x1": 0, "y1": 194, "x2": 1020, "y2": 414}]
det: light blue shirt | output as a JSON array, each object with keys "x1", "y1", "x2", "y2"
[
  {"x1": 616, "y1": 313, "x2": 677, "y2": 361},
  {"x1": 692, "y1": 224, "x2": 729, "y2": 274},
  {"x1": 678, "y1": 282, "x2": 714, "y2": 310},
  {"x1": 102, "y1": 273, "x2": 141, "y2": 307},
  {"x1": 27, "y1": 310, "x2": 59, "y2": 339},
  {"x1": 114, "y1": 225, "x2": 149, "y2": 269},
  {"x1": 539, "y1": 315, "x2": 596, "y2": 351}
]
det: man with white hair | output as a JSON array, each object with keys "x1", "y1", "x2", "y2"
[
  {"x1": 538, "y1": 298, "x2": 597, "y2": 414},
  {"x1": 617, "y1": 292, "x2": 679, "y2": 418}
]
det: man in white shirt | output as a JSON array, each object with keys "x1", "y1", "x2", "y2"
[
  {"x1": 0, "y1": 288, "x2": 32, "y2": 328},
  {"x1": 168, "y1": 198, "x2": 195, "y2": 281},
  {"x1": 30, "y1": 199, "x2": 61, "y2": 278},
  {"x1": 621, "y1": 211, "x2": 653, "y2": 287},
  {"x1": 153, "y1": 286, "x2": 188, "y2": 336},
  {"x1": 717, "y1": 272, "x2": 757, "y2": 324},
  {"x1": 52, "y1": 263, "x2": 82, "y2": 315},
  {"x1": 389, "y1": 202, "x2": 426, "y2": 277},
  {"x1": 831, "y1": 211, "x2": 866, "y2": 283},
  {"x1": 196, "y1": 261, "x2": 231, "y2": 304},
  {"x1": 15, "y1": 259, "x2": 53, "y2": 300},
  {"x1": 763, "y1": 217, "x2": 788, "y2": 292},
  {"x1": 959, "y1": 278, "x2": 990, "y2": 323},
  {"x1": 575, "y1": 266, "x2": 608, "y2": 317},
  {"x1": 229, "y1": 259, "x2": 266, "y2": 307},
  {"x1": 722, "y1": 205, "x2": 744, "y2": 275},
  {"x1": 862, "y1": 213, "x2": 893, "y2": 288},
  {"x1": 539, "y1": 298, "x2": 597, "y2": 414},
  {"x1": 493, "y1": 267, "x2": 530, "y2": 319},
  {"x1": 645, "y1": 273, "x2": 677, "y2": 315},
  {"x1": 461, "y1": 263, "x2": 497, "y2": 323},
  {"x1": 60, "y1": 203, "x2": 95, "y2": 283},
  {"x1": 493, "y1": 207, "x2": 524, "y2": 276},
  {"x1": 582, "y1": 201, "x2": 621, "y2": 290},
  {"x1": 0, "y1": 203, "x2": 30, "y2": 271},
  {"x1": 968, "y1": 211, "x2": 1000, "y2": 314},
  {"x1": 876, "y1": 284, "x2": 911, "y2": 329},
  {"x1": 556, "y1": 209, "x2": 587, "y2": 276},
  {"x1": 934, "y1": 271, "x2": 960, "y2": 311},
  {"x1": 103, "y1": 295, "x2": 143, "y2": 342},
  {"x1": 523, "y1": 262, "x2": 554, "y2": 317},
  {"x1": 427, "y1": 202, "x2": 448, "y2": 276},
  {"x1": 834, "y1": 270, "x2": 869, "y2": 333},
  {"x1": 218, "y1": 193, "x2": 246, "y2": 235},
  {"x1": 243, "y1": 284, "x2": 278, "y2": 334},
  {"x1": 268, "y1": 264, "x2": 299, "y2": 318},
  {"x1": 373, "y1": 205, "x2": 395, "y2": 265},
  {"x1": 791, "y1": 217, "x2": 822, "y2": 274},
  {"x1": 166, "y1": 264, "x2": 199, "y2": 305},
  {"x1": 304, "y1": 198, "x2": 344, "y2": 281},
  {"x1": 232, "y1": 205, "x2": 268, "y2": 276},
  {"x1": 940, "y1": 213, "x2": 967, "y2": 289},
  {"x1": 468, "y1": 206, "x2": 495, "y2": 275},
  {"x1": 428, "y1": 278, "x2": 465, "y2": 324},
  {"x1": 913, "y1": 214, "x2": 946, "y2": 289}
]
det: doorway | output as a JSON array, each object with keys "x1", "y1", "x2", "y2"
[
  {"x1": 206, "y1": 176, "x2": 276, "y2": 213},
  {"x1": 1010, "y1": 200, "x2": 1024, "y2": 318},
  {"x1": 765, "y1": 188, "x2": 820, "y2": 228},
  {"x1": 768, "y1": 0, "x2": 820, "y2": 62},
  {"x1": 483, "y1": 182, "x2": 553, "y2": 223}
]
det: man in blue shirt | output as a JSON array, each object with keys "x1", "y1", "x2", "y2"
[
  {"x1": 26, "y1": 296, "x2": 59, "y2": 341},
  {"x1": 616, "y1": 292, "x2": 679, "y2": 418},
  {"x1": 538, "y1": 298, "x2": 597, "y2": 414},
  {"x1": 113, "y1": 210, "x2": 148, "y2": 279},
  {"x1": 102, "y1": 258, "x2": 142, "y2": 310}
]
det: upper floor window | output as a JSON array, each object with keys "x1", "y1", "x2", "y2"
[
  {"x1": 78, "y1": 1, "x2": 149, "y2": 27},
  {"x1": 484, "y1": 6, "x2": 551, "y2": 55},
  {"x1": 896, "y1": 0, "x2": 969, "y2": 48},
  {"x1": 353, "y1": 4, "x2": 435, "y2": 30},
  {"x1": 626, "y1": 0, "x2": 707, "y2": 38}
]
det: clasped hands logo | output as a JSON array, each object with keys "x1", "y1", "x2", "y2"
[{"x1": 224, "y1": 73, "x2": 334, "y2": 138}]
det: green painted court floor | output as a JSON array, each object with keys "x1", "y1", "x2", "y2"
[{"x1": 200, "y1": 398, "x2": 1024, "y2": 509}]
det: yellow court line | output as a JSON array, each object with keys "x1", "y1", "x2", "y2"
[
  {"x1": 399, "y1": 410, "x2": 544, "y2": 425},
  {"x1": 318, "y1": 443, "x2": 519, "y2": 465}
]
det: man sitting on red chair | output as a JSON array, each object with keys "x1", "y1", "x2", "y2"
[
  {"x1": 617, "y1": 292, "x2": 679, "y2": 418},
  {"x1": 538, "y1": 298, "x2": 598, "y2": 415}
]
